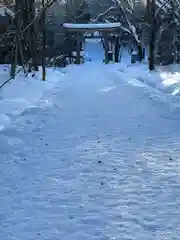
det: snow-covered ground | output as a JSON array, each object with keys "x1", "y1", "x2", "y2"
[
  {"x1": 0, "y1": 65, "x2": 65, "y2": 131},
  {"x1": 85, "y1": 39, "x2": 180, "y2": 97},
  {"x1": 115, "y1": 62, "x2": 180, "y2": 97},
  {"x1": 1, "y1": 41, "x2": 180, "y2": 239}
]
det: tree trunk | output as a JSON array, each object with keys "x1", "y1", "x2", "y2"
[
  {"x1": 170, "y1": 0, "x2": 176, "y2": 63},
  {"x1": 149, "y1": 0, "x2": 156, "y2": 71},
  {"x1": 42, "y1": 0, "x2": 46, "y2": 80}
]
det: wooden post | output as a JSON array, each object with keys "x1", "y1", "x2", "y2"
[
  {"x1": 76, "y1": 32, "x2": 81, "y2": 64},
  {"x1": 103, "y1": 32, "x2": 109, "y2": 64},
  {"x1": 114, "y1": 35, "x2": 120, "y2": 62}
]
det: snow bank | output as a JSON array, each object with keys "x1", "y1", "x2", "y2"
[
  {"x1": 83, "y1": 38, "x2": 180, "y2": 97},
  {"x1": 113, "y1": 63, "x2": 180, "y2": 97},
  {"x1": 0, "y1": 65, "x2": 64, "y2": 131}
]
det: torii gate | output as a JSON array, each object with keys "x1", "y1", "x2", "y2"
[{"x1": 63, "y1": 23, "x2": 121, "y2": 64}]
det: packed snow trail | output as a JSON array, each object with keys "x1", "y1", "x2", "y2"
[{"x1": 1, "y1": 63, "x2": 180, "y2": 240}]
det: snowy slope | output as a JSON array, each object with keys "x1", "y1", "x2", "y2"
[
  {"x1": 115, "y1": 62, "x2": 180, "y2": 97},
  {"x1": 1, "y1": 63, "x2": 180, "y2": 239},
  {"x1": 0, "y1": 66, "x2": 64, "y2": 131},
  {"x1": 84, "y1": 40, "x2": 180, "y2": 98},
  {"x1": 84, "y1": 39, "x2": 105, "y2": 62}
]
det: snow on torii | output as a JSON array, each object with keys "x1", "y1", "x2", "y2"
[{"x1": 63, "y1": 22, "x2": 121, "y2": 32}]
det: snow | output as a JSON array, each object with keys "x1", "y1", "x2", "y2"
[
  {"x1": 114, "y1": 61, "x2": 180, "y2": 97},
  {"x1": 84, "y1": 41, "x2": 180, "y2": 97},
  {"x1": 1, "y1": 62, "x2": 180, "y2": 239},
  {"x1": 84, "y1": 39, "x2": 104, "y2": 62},
  {"x1": 1, "y1": 40, "x2": 180, "y2": 239},
  {"x1": 0, "y1": 6, "x2": 14, "y2": 16},
  {"x1": 72, "y1": 51, "x2": 84, "y2": 57},
  {"x1": 0, "y1": 65, "x2": 64, "y2": 131},
  {"x1": 63, "y1": 22, "x2": 121, "y2": 29}
]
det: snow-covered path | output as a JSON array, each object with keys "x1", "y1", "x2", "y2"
[{"x1": 1, "y1": 63, "x2": 180, "y2": 240}]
